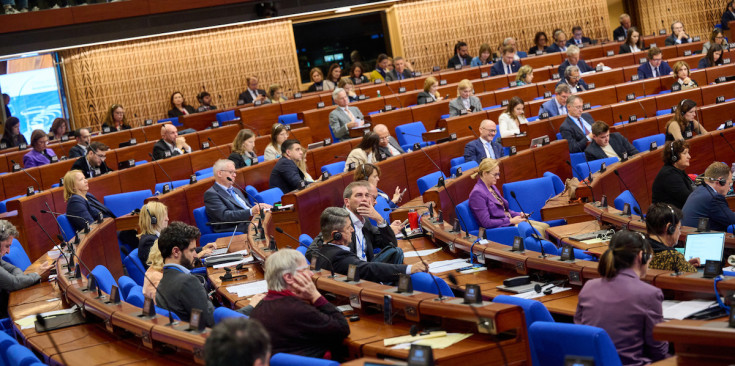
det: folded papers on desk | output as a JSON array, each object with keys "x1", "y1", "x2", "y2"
[
  {"x1": 226, "y1": 280, "x2": 268, "y2": 298},
  {"x1": 404, "y1": 248, "x2": 442, "y2": 258},
  {"x1": 384, "y1": 331, "x2": 473, "y2": 349},
  {"x1": 662, "y1": 300, "x2": 717, "y2": 320},
  {"x1": 428, "y1": 259, "x2": 472, "y2": 273}
]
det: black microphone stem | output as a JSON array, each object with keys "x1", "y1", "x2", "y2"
[
  {"x1": 147, "y1": 153, "x2": 174, "y2": 187},
  {"x1": 11, "y1": 159, "x2": 42, "y2": 192},
  {"x1": 417, "y1": 147, "x2": 470, "y2": 238},
  {"x1": 509, "y1": 191, "x2": 546, "y2": 258},
  {"x1": 30, "y1": 215, "x2": 72, "y2": 275},
  {"x1": 401, "y1": 227, "x2": 444, "y2": 300},
  {"x1": 208, "y1": 137, "x2": 228, "y2": 159}
]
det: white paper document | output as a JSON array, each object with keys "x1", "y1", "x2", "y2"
[
  {"x1": 428, "y1": 259, "x2": 470, "y2": 273},
  {"x1": 662, "y1": 300, "x2": 717, "y2": 320},
  {"x1": 212, "y1": 255, "x2": 256, "y2": 269},
  {"x1": 512, "y1": 286, "x2": 571, "y2": 299},
  {"x1": 404, "y1": 248, "x2": 442, "y2": 258},
  {"x1": 226, "y1": 280, "x2": 268, "y2": 298}
]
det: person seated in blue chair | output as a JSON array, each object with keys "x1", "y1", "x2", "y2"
[
  {"x1": 353, "y1": 163, "x2": 405, "y2": 209},
  {"x1": 664, "y1": 21, "x2": 692, "y2": 46},
  {"x1": 205, "y1": 159, "x2": 272, "y2": 235},
  {"x1": 698, "y1": 44, "x2": 725, "y2": 69},
  {"x1": 447, "y1": 41, "x2": 472, "y2": 68},
  {"x1": 637, "y1": 47, "x2": 673, "y2": 80},
  {"x1": 204, "y1": 317, "x2": 271, "y2": 366},
  {"x1": 448, "y1": 79, "x2": 483, "y2": 116},
  {"x1": 374, "y1": 124, "x2": 405, "y2": 158},
  {"x1": 464, "y1": 119, "x2": 503, "y2": 164},
  {"x1": 538, "y1": 84, "x2": 573, "y2": 118},
  {"x1": 22, "y1": 129, "x2": 56, "y2": 168},
  {"x1": 152, "y1": 124, "x2": 191, "y2": 161},
  {"x1": 328, "y1": 88, "x2": 365, "y2": 141},
  {"x1": 70, "y1": 141, "x2": 112, "y2": 179},
  {"x1": 469, "y1": 159, "x2": 548, "y2": 237},
  {"x1": 489, "y1": 46, "x2": 521, "y2": 76},
  {"x1": 0, "y1": 220, "x2": 53, "y2": 317},
  {"x1": 559, "y1": 95, "x2": 595, "y2": 153},
  {"x1": 555, "y1": 65, "x2": 588, "y2": 93},
  {"x1": 565, "y1": 25, "x2": 593, "y2": 46},
  {"x1": 546, "y1": 29, "x2": 569, "y2": 53},
  {"x1": 195, "y1": 91, "x2": 217, "y2": 112},
  {"x1": 682, "y1": 162, "x2": 735, "y2": 232},
  {"x1": 63, "y1": 170, "x2": 116, "y2": 233},
  {"x1": 575, "y1": 230, "x2": 669, "y2": 365},
  {"x1": 584, "y1": 121, "x2": 638, "y2": 162},
  {"x1": 228, "y1": 129, "x2": 259, "y2": 168},
  {"x1": 269, "y1": 140, "x2": 311, "y2": 194}
]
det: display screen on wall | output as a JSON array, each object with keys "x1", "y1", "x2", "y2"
[
  {"x1": 293, "y1": 11, "x2": 390, "y2": 84},
  {"x1": 1, "y1": 54, "x2": 64, "y2": 141}
]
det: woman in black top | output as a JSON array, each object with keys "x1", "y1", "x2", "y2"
[
  {"x1": 47, "y1": 117, "x2": 68, "y2": 140},
  {"x1": 228, "y1": 129, "x2": 258, "y2": 168},
  {"x1": 137, "y1": 202, "x2": 169, "y2": 268},
  {"x1": 664, "y1": 99, "x2": 706, "y2": 141},
  {"x1": 645, "y1": 203, "x2": 698, "y2": 272},
  {"x1": 697, "y1": 44, "x2": 724, "y2": 69},
  {"x1": 528, "y1": 32, "x2": 548, "y2": 54},
  {"x1": 651, "y1": 140, "x2": 693, "y2": 209},
  {"x1": 306, "y1": 67, "x2": 335, "y2": 93},
  {"x1": 167, "y1": 92, "x2": 196, "y2": 118},
  {"x1": 101, "y1": 104, "x2": 132, "y2": 131},
  {"x1": 1, "y1": 117, "x2": 28, "y2": 148},
  {"x1": 417, "y1": 76, "x2": 443, "y2": 105},
  {"x1": 618, "y1": 27, "x2": 643, "y2": 54},
  {"x1": 348, "y1": 63, "x2": 369, "y2": 85}
]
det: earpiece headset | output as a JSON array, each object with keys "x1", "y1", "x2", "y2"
[
  {"x1": 669, "y1": 140, "x2": 678, "y2": 163},
  {"x1": 708, "y1": 176, "x2": 728, "y2": 186},
  {"x1": 332, "y1": 231, "x2": 343, "y2": 241},
  {"x1": 146, "y1": 207, "x2": 157, "y2": 226},
  {"x1": 638, "y1": 232, "x2": 652, "y2": 263},
  {"x1": 665, "y1": 204, "x2": 678, "y2": 235}
]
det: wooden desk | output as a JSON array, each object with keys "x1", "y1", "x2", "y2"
[{"x1": 654, "y1": 319, "x2": 735, "y2": 366}]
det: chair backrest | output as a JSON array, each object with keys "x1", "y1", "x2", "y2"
[
  {"x1": 502, "y1": 176, "x2": 557, "y2": 221},
  {"x1": 6, "y1": 344, "x2": 41, "y2": 366},
  {"x1": 154, "y1": 179, "x2": 189, "y2": 194},
  {"x1": 103, "y1": 189, "x2": 153, "y2": 217},
  {"x1": 57, "y1": 214, "x2": 76, "y2": 242},
  {"x1": 632, "y1": 133, "x2": 666, "y2": 152},
  {"x1": 455, "y1": 199, "x2": 479, "y2": 234},
  {"x1": 298, "y1": 234, "x2": 313, "y2": 247},
  {"x1": 524, "y1": 237, "x2": 560, "y2": 256},
  {"x1": 542, "y1": 171, "x2": 565, "y2": 195},
  {"x1": 450, "y1": 160, "x2": 478, "y2": 176},
  {"x1": 569, "y1": 152, "x2": 587, "y2": 179},
  {"x1": 373, "y1": 196, "x2": 392, "y2": 223},
  {"x1": 117, "y1": 275, "x2": 137, "y2": 301},
  {"x1": 89, "y1": 265, "x2": 117, "y2": 295},
  {"x1": 195, "y1": 167, "x2": 214, "y2": 176},
  {"x1": 123, "y1": 248, "x2": 146, "y2": 286},
  {"x1": 417, "y1": 171, "x2": 446, "y2": 195},
  {"x1": 214, "y1": 306, "x2": 247, "y2": 324},
  {"x1": 296, "y1": 245, "x2": 308, "y2": 257},
  {"x1": 410, "y1": 272, "x2": 454, "y2": 297},
  {"x1": 125, "y1": 286, "x2": 145, "y2": 307},
  {"x1": 270, "y1": 353, "x2": 340, "y2": 366},
  {"x1": 517, "y1": 221, "x2": 539, "y2": 238},
  {"x1": 575, "y1": 157, "x2": 618, "y2": 181},
  {"x1": 157, "y1": 117, "x2": 181, "y2": 127},
  {"x1": 494, "y1": 295, "x2": 554, "y2": 366},
  {"x1": 449, "y1": 156, "x2": 465, "y2": 168},
  {"x1": 245, "y1": 185, "x2": 259, "y2": 206},
  {"x1": 528, "y1": 322, "x2": 622, "y2": 366},
  {"x1": 255, "y1": 187, "x2": 284, "y2": 206},
  {"x1": 395, "y1": 121, "x2": 427, "y2": 147},
  {"x1": 0, "y1": 194, "x2": 23, "y2": 214},
  {"x1": 277, "y1": 113, "x2": 301, "y2": 125},
  {"x1": 3, "y1": 239, "x2": 31, "y2": 271},
  {"x1": 0, "y1": 330, "x2": 17, "y2": 366},
  {"x1": 216, "y1": 110, "x2": 236, "y2": 124},
  {"x1": 614, "y1": 190, "x2": 641, "y2": 215},
  {"x1": 193, "y1": 206, "x2": 214, "y2": 235},
  {"x1": 321, "y1": 161, "x2": 346, "y2": 175}
]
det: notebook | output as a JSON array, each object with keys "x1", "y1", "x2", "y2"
[{"x1": 684, "y1": 232, "x2": 725, "y2": 263}]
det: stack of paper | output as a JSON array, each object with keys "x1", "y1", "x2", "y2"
[
  {"x1": 662, "y1": 300, "x2": 717, "y2": 320},
  {"x1": 404, "y1": 248, "x2": 442, "y2": 258},
  {"x1": 226, "y1": 280, "x2": 268, "y2": 298},
  {"x1": 428, "y1": 259, "x2": 470, "y2": 273}
]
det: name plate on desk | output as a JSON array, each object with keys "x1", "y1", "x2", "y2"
[
  {"x1": 607, "y1": 50, "x2": 615, "y2": 56},
  {"x1": 144, "y1": 119, "x2": 153, "y2": 126},
  {"x1": 631, "y1": 74, "x2": 639, "y2": 81}
]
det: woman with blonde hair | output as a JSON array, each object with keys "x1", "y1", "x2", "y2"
[
  {"x1": 417, "y1": 76, "x2": 443, "y2": 105},
  {"x1": 670, "y1": 61, "x2": 698, "y2": 92},
  {"x1": 295, "y1": 147, "x2": 314, "y2": 183},
  {"x1": 267, "y1": 84, "x2": 287, "y2": 104},
  {"x1": 515, "y1": 65, "x2": 534, "y2": 85},
  {"x1": 143, "y1": 239, "x2": 164, "y2": 299},
  {"x1": 137, "y1": 202, "x2": 169, "y2": 269},
  {"x1": 306, "y1": 68, "x2": 335, "y2": 92},
  {"x1": 468, "y1": 158, "x2": 549, "y2": 236},
  {"x1": 102, "y1": 104, "x2": 132, "y2": 131},
  {"x1": 337, "y1": 78, "x2": 358, "y2": 102},
  {"x1": 228, "y1": 129, "x2": 258, "y2": 168},
  {"x1": 448, "y1": 79, "x2": 482, "y2": 116},
  {"x1": 264, "y1": 123, "x2": 289, "y2": 161}
]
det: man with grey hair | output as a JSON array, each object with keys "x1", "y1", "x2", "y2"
[
  {"x1": 665, "y1": 21, "x2": 692, "y2": 46},
  {"x1": 538, "y1": 84, "x2": 573, "y2": 118},
  {"x1": 557, "y1": 45, "x2": 596, "y2": 76},
  {"x1": 328, "y1": 87, "x2": 365, "y2": 141},
  {"x1": 559, "y1": 95, "x2": 595, "y2": 153},
  {"x1": 204, "y1": 159, "x2": 272, "y2": 233},
  {"x1": 250, "y1": 248, "x2": 350, "y2": 359},
  {"x1": 385, "y1": 56, "x2": 413, "y2": 81},
  {"x1": 0, "y1": 220, "x2": 52, "y2": 317},
  {"x1": 307, "y1": 207, "x2": 426, "y2": 284},
  {"x1": 374, "y1": 124, "x2": 404, "y2": 158},
  {"x1": 556, "y1": 65, "x2": 589, "y2": 93}
]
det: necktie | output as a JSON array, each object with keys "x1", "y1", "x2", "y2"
[
  {"x1": 227, "y1": 188, "x2": 248, "y2": 209},
  {"x1": 577, "y1": 117, "x2": 588, "y2": 135},
  {"x1": 506, "y1": 64, "x2": 511, "y2": 74},
  {"x1": 560, "y1": 105, "x2": 567, "y2": 115},
  {"x1": 484, "y1": 142, "x2": 496, "y2": 159},
  {"x1": 345, "y1": 108, "x2": 355, "y2": 122}
]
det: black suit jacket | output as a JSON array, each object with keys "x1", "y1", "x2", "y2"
[
  {"x1": 307, "y1": 237, "x2": 407, "y2": 284},
  {"x1": 227, "y1": 151, "x2": 258, "y2": 169},
  {"x1": 618, "y1": 44, "x2": 642, "y2": 54},
  {"x1": 665, "y1": 34, "x2": 691, "y2": 46},
  {"x1": 447, "y1": 55, "x2": 472, "y2": 68},
  {"x1": 269, "y1": 157, "x2": 307, "y2": 193},
  {"x1": 157, "y1": 266, "x2": 214, "y2": 327},
  {"x1": 152, "y1": 139, "x2": 182, "y2": 161},
  {"x1": 651, "y1": 164, "x2": 693, "y2": 209},
  {"x1": 66, "y1": 193, "x2": 115, "y2": 233},
  {"x1": 137, "y1": 234, "x2": 158, "y2": 270},
  {"x1": 490, "y1": 60, "x2": 522, "y2": 76},
  {"x1": 348, "y1": 216, "x2": 398, "y2": 262},
  {"x1": 203, "y1": 183, "x2": 252, "y2": 233},
  {"x1": 68, "y1": 145, "x2": 86, "y2": 159},
  {"x1": 559, "y1": 113, "x2": 594, "y2": 153},
  {"x1": 566, "y1": 37, "x2": 592, "y2": 46},
  {"x1": 385, "y1": 69, "x2": 412, "y2": 82},
  {"x1": 70, "y1": 156, "x2": 111, "y2": 179},
  {"x1": 558, "y1": 59, "x2": 594, "y2": 77},
  {"x1": 613, "y1": 26, "x2": 628, "y2": 41},
  {"x1": 237, "y1": 89, "x2": 266, "y2": 105},
  {"x1": 167, "y1": 106, "x2": 196, "y2": 118},
  {"x1": 584, "y1": 133, "x2": 639, "y2": 161},
  {"x1": 417, "y1": 91, "x2": 437, "y2": 105}
]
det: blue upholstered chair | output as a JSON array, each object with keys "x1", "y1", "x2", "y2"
[
  {"x1": 528, "y1": 322, "x2": 622, "y2": 366},
  {"x1": 104, "y1": 189, "x2": 153, "y2": 217},
  {"x1": 123, "y1": 249, "x2": 146, "y2": 286},
  {"x1": 632, "y1": 133, "x2": 665, "y2": 152},
  {"x1": 193, "y1": 206, "x2": 244, "y2": 246}
]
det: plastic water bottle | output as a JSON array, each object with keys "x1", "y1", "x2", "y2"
[{"x1": 376, "y1": 90, "x2": 381, "y2": 97}]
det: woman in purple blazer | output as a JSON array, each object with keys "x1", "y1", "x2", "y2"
[
  {"x1": 22, "y1": 129, "x2": 57, "y2": 168},
  {"x1": 575, "y1": 230, "x2": 669, "y2": 365},
  {"x1": 468, "y1": 159, "x2": 548, "y2": 235}
]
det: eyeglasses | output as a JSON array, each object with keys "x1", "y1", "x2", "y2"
[
  {"x1": 94, "y1": 153, "x2": 107, "y2": 160},
  {"x1": 222, "y1": 170, "x2": 237, "y2": 175}
]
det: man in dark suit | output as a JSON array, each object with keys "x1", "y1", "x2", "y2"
[
  {"x1": 584, "y1": 121, "x2": 639, "y2": 161},
  {"x1": 2, "y1": 94, "x2": 10, "y2": 118},
  {"x1": 613, "y1": 13, "x2": 632, "y2": 41},
  {"x1": 559, "y1": 95, "x2": 595, "y2": 153},
  {"x1": 67, "y1": 128, "x2": 90, "y2": 158},
  {"x1": 538, "y1": 84, "x2": 573, "y2": 118},
  {"x1": 237, "y1": 76, "x2": 267, "y2": 105},
  {"x1": 546, "y1": 30, "x2": 568, "y2": 53},
  {"x1": 464, "y1": 119, "x2": 503, "y2": 164},
  {"x1": 385, "y1": 57, "x2": 413, "y2": 81},
  {"x1": 374, "y1": 124, "x2": 404, "y2": 158},
  {"x1": 682, "y1": 162, "x2": 735, "y2": 231},
  {"x1": 152, "y1": 124, "x2": 191, "y2": 160},
  {"x1": 556, "y1": 66, "x2": 589, "y2": 93},
  {"x1": 722, "y1": 2, "x2": 735, "y2": 31},
  {"x1": 566, "y1": 26, "x2": 593, "y2": 46},
  {"x1": 447, "y1": 41, "x2": 472, "y2": 68},
  {"x1": 204, "y1": 159, "x2": 272, "y2": 233},
  {"x1": 557, "y1": 45, "x2": 598, "y2": 76},
  {"x1": 665, "y1": 21, "x2": 692, "y2": 46},
  {"x1": 637, "y1": 47, "x2": 673, "y2": 80},
  {"x1": 308, "y1": 207, "x2": 426, "y2": 284},
  {"x1": 490, "y1": 46, "x2": 521, "y2": 76},
  {"x1": 340, "y1": 181, "x2": 399, "y2": 263},
  {"x1": 269, "y1": 139, "x2": 309, "y2": 193},
  {"x1": 70, "y1": 141, "x2": 112, "y2": 178}
]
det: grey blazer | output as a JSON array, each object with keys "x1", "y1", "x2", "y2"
[
  {"x1": 203, "y1": 183, "x2": 252, "y2": 233},
  {"x1": 448, "y1": 96, "x2": 482, "y2": 117},
  {"x1": 328, "y1": 106, "x2": 364, "y2": 141},
  {"x1": 378, "y1": 136, "x2": 405, "y2": 158}
]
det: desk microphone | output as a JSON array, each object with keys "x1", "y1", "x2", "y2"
[
  {"x1": 468, "y1": 126, "x2": 480, "y2": 139},
  {"x1": 226, "y1": 177, "x2": 265, "y2": 240},
  {"x1": 30, "y1": 215, "x2": 72, "y2": 275},
  {"x1": 140, "y1": 126, "x2": 149, "y2": 142},
  {"x1": 240, "y1": 123, "x2": 261, "y2": 137},
  {"x1": 310, "y1": 245, "x2": 336, "y2": 278},
  {"x1": 40, "y1": 209, "x2": 91, "y2": 234},
  {"x1": 417, "y1": 147, "x2": 469, "y2": 237},
  {"x1": 274, "y1": 227, "x2": 297, "y2": 249},
  {"x1": 147, "y1": 153, "x2": 174, "y2": 188},
  {"x1": 617, "y1": 114, "x2": 631, "y2": 142},
  {"x1": 383, "y1": 80, "x2": 405, "y2": 109},
  {"x1": 400, "y1": 227, "x2": 444, "y2": 300},
  {"x1": 207, "y1": 137, "x2": 228, "y2": 159},
  {"x1": 400, "y1": 131, "x2": 426, "y2": 140},
  {"x1": 636, "y1": 97, "x2": 648, "y2": 120},
  {"x1": 509, "y1": 191, "x2": 546, "y2": 258},
  {"x1": 613, "y1": 170, "x2": 642, "y2": 213},
  {"x1": 10, "y1": 160, "x2": 41, "y2": 192}
]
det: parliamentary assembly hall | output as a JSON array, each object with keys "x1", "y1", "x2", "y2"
[{"x1": 0, "y1": 0, "x2": 734, "y2": 364}]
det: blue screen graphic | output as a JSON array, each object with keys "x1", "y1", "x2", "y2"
[{"x1": 1, "y1": 67, "x2": 63, "y2": 141}]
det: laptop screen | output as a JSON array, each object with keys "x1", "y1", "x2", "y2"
[{"x1": 684, "y1": 232, "x2": 725, "y2": 263}]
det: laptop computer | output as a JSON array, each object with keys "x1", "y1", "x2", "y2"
[
  {"x1": 684, "y1": 232, "x2": 725, "y2": 264},
  {"x1": 210, "y1": 226, "x2": 240, "y2": 256}
]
